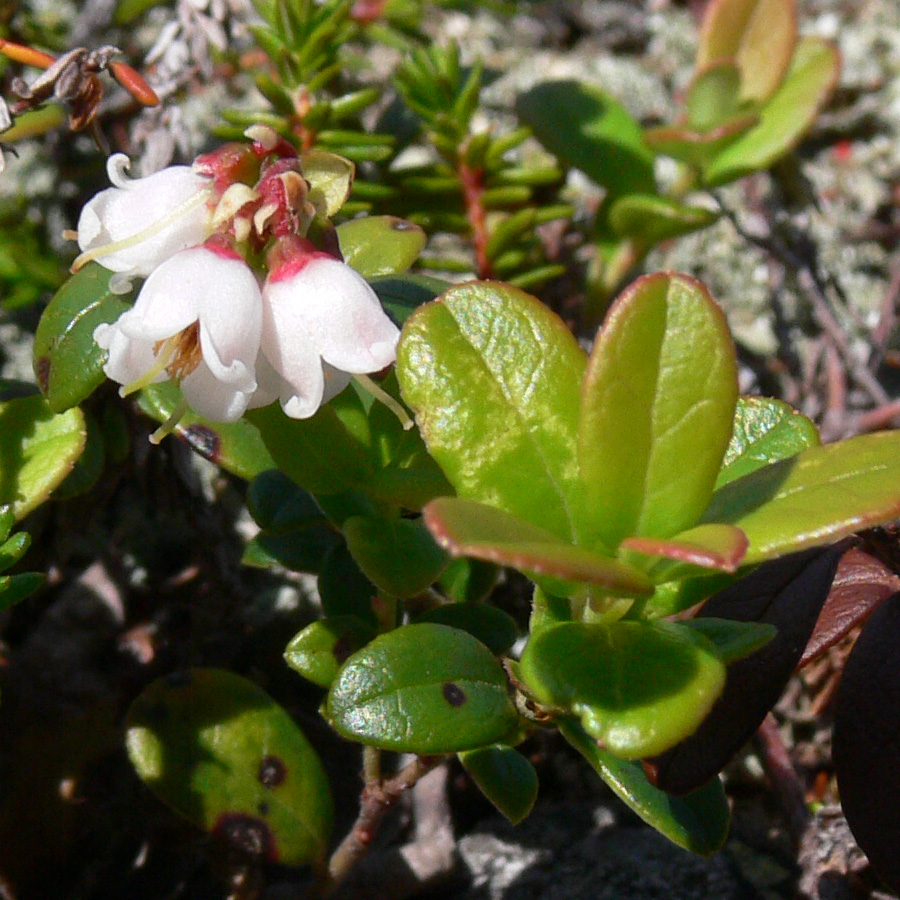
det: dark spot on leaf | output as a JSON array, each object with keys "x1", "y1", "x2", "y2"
[
  {"x1": 443, "y1": 682, "x2": 466, "y2": 707},
  {"x1": 258, "y1": 755, "x2": 287, "y2": 788},
  {"x1": 164, "y1": 670, "x2": 192, "y2": 689},
  {"x1": 212, "y1": 813, "x2": 277, "y2": 862},
  {"x1": 332, "y1": 636, "x2": 354, "y2": 664},
  {"x1": 181, "y1": 424, "x2": 220, "y2": 462},
  {"x1": 258, "y1": 801, "x2": 270, "y2": 817},
  {"x1": 35, "y1": 356, "x2": 50, "y2": 394}
]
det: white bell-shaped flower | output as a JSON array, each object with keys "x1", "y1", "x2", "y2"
[
  {"x1": 94, "y1": 243, "x2": 263, "y2": 423},
  {"x1": 253, "y1": 246, "x2": 400, "y2": 419},
  {"x1": 76, "y1": 154, "x2": 214, "y2": 280}
]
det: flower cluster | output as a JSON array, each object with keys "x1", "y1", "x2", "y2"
[{"x1": 80, "y1": 131, "x2": 400, "y2": 432}]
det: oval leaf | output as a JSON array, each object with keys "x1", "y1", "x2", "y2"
[
  {"x1": 459, "y1": 745, "x2": 538, "y2": 825},
  {"x1": 579, "y1": 273, "x2": 738, "y2": 549},
  {"x1": 702, "y1": 430, "x2": 900, "y2": 564},
  {"x1": 609, "y1": 195, "x2": 719, "y2": 245},
  {"x1": 397, "y1": 282, "x2": 587, "y2": 544},
  {"x1": 126, "y1": 669, "x2": 333, "y2": 866},
  {"x1": 515, "y1": 81, "x2": 656, "y2": 200},
  {"x1": 560, "y1": 720, "x2": 730, "y2": 856},
  {"x1": 33, "y1": 263, "x2": 136, "y2": 413},
  {"x1": 284, "y1": 616, "x2": 377, "y2": 688},
  {"x1": 0, "y1": 394, "x2": 86, "y2": 519},
  {"x1": 415, "y1": 602, "x2": 518, "y2": 656},
  {"x1": 338, "y1": 216, "x2": 427, "y2": 278},
  {"x1": 520, "y1": 620, "x2": 726, "y2": 758},
  {"x1": 833, "y1": 590, "x2": 900, "y2": 894},
  {"x1": 717, "y1": 396, "x2": 819, "y2": 488},
  {"x1": 704, "y1": 38, "x2": 840, "y2": 187},
  {"x1": 325, "y1": 623, "x2": 519, "y2": 753},
  {"x1": 696, "y1": 0, "x2": 797, "y2": 104},
  {"x1": 137, "y1": 382, "x2": 275, "y2": 481}
]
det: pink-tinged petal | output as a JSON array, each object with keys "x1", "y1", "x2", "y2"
[
  {"x1": 94, "y1": 321, "x2": 162, "y2": 385},
  {"x1": 180, "y1": 362, "x2": 253, "y2": 423},
  {"x1": 77, "y1": 162, "x2": 212, "y2": 276},
  {"x1": 258, "y1": 295, "x2": 325, "y2": 418},
  {"x1": 321, "y1": 362, "x2": 353, "y2": 405},
  {"x1": 246, "y1": 353, "x2": 282, "y2": 410},
  {"x1": 264, "y1": 258, "x2": 399, "y2": 373}
]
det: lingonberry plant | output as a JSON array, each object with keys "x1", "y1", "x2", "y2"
[{"x1": 3, "y1": 0, "x2": 900, "y2": 897}]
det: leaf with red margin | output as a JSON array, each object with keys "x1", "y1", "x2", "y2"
[
  {"x1": 424, "y1": 496, "x2": 653, "y2": 598},
  {"x1": 621, "y1": 523, "x2": 749, "y2": 579}
]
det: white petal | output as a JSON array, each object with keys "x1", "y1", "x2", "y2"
[
  {"x1": 94, "y1": 321, "x2": 162, "y2": 385},
  {"x1": 258, "y1": 290, "x2": 325, "y2": 418},
  {"x1": 180, "y1": 362, "x2": 253, "y2": 422},
  {"x1": 77, "y1": 166, "x2": 212, "y2": 276},
  {"x1": 264, "y1": 258, "x2": 399, "y2": 373}
]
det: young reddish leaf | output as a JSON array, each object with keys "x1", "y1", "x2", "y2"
[
  {"x1": 397, "y1": 282, "x2": 587, "y2": 544},
  {"x1": 459, "y1": 745, "x2": 538, "y2": 825},
  {"x1": 424, "y1": 496, "x2": 653, "y2": 597},
  {"x1": 621, "y1": 522, "x2": 749, "y2": 577},
  {"x1": 646, "y1": 543, "x2": 846, "y2": 794},
  {"x1": 704, "y1": 38, "x2": 840, "y2": 187},
  {"x1": 325, "y1": 624, "x2": 519, "y2": 753},
  {"x1": 520, "y1": 620, "x2": 726, "y2": 759},
  {"x1": 579, "y1": 273, "x2": 738, "y2": 549},
  {"x1": 696, "y1": 0, "x2": 797, "y2": 104},
  {"x1": 833, "y1": 590, "x2": 900, "y2": 895},
  {"x1": 702, "y1": 430, "x2": 900, "y2": 564},
  {"x1": 685, "y1": 62, "x2": 743, "y2": 132},
  {"x1": 643, "y1": 114, "x2": 759, "y2": 169},
  {"x1": 717, "y1": 396, "x2": 819, "y2": 488},
  {"x1": 560, "y1": 720, "x2": 730, "y2": 856},
  {"x1": 126, "y1": 669, "x2": 334, "y2": 867},
  {"x1": 798, "y1": 546, "x2": 900, "y2": 668},
  {"x1": 515, "y1": 81, "x2": 656, "y2": 201}
]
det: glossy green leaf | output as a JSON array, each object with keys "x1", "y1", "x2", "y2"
[
  {"x1": 559, "y1": 720, "x2": 730, "y2": 855},
  {"x1": 325, "y1": 623, "x2": 519, "y2": 753},
  {"x1": 424, "y1": 497, "x2": 653, "y2": 597},
  {"x1": 0, "y1": 571, "x2": 44, "y2": 611},
  {"x1": 139, "y1": 383, "x2": 275, "y2": 481},
  {"x1": 680, "y1": 617, "x2": 777, "y2": 663},
  {"x1": 704, "y1": 38, "x2": 840, "y2": 187},
  {"x1": 696, "y1": 0, "x2": 796, "y2": 104},
  {"x1": 337, "y1": 216, "x2": 427, "y2": 278},
  {"x1": 717, "y1": 396, "x2": 819, "y2": 488},
  {"x1": 126, "y1": 669, "x2": 333, "y2": 866},
  {"x1": 33, "y1": 263, "x2": 135, "y2": 413},
  {"x1": 520, "y1": 621, "x2": 726, "y2": 758},
  {"x1": 608, "y1": 195, "x2": 719, "y2": 245},
  {"x1": 579, "y1": 273, "x2": 738, "y2": 549},
  {"x1": 702, "y1": 430, "x2": 900, "y2": 563},
  {"x1": 397, "y1": 282, "x2": 587, "y2": 544},
  {"x1": 685, "y1": 62, "x2": 743, "y2": 132},
  {"x1": 52, "y1": 411, "x2": 105, "y2": 499},
  {"x1": 516, "y1": 81, "x2": 656, "y2": 200},
  {"x1": 459, "y1": 745, "x2": 538, "y2": 825},
  {"x1": 284, "y1": 616, "x2": 377, "y2": 688},
  {"x1": 343, "y1": 514, "x2": 448, "y2": 597},
  {"x1": 415, "y1": 602, "x2": 518, "y2": 655},
  {"x1": 0, "y1": 394, "x2": 86, "y2": 519},
  {"x1": 247, "y1": 399, "x2": 376, "y2": 495}
]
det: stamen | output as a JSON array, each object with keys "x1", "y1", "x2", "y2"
[
  {"x1": 149, "y1": 397, "x2": 190, "y2": 445},
  {"x1": 119, "y1": 335, "x2": 179, "y2": 397},
  {"x1": 353, "y1": 374, "x2": 414, "y2": 430},
  {"x1": 71, "y1": 183, "x2": 214, "y2": 273}
]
